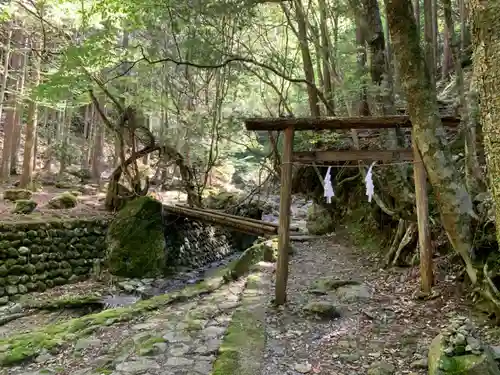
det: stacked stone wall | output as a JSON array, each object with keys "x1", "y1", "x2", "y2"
[
  {"x1": 0, "y1": 218, "x2": 107, "y2": 304},
  {"x1": 0, "y1": 210, "x2": 256, "y2": 303}
]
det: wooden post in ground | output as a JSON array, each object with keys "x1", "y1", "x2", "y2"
[
  {"x1": 275, "y1": 126, "x2": 294, "y2": 305},
  {"x1": 412, "y1": 136, "x2": 433, "y2": 294}
]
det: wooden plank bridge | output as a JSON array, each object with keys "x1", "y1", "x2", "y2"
[{"x1": 163, "y1": 204, "x2": 298, "y2": 237}]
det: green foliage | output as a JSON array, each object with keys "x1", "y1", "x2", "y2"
[{"x1": 12, "y1": 0, "x2": 366, "y2": 189}]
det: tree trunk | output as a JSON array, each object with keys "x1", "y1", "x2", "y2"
[
  {"x1": 0, "y1": 26, "x2": 21, "y2": 180},
  {"x1": 318, "y1": 0, "x2": 335, "y2": 114},
  {"x1": 19, "y1": 48, "x2": 41, "y2": 189},
  {"x1": 142, "y1": 114, "x2": 152, "y2": 165},
  {"x1": 82, "y1": 104, "x2": 91, "y2": 170},
  {"x1": 384, "y1": 0, "x2": 477, "y2": 284},
  {"x1": 355, "y1": 19, "x2": 370, "y2": 116},
  {"x1": 58, "y1": 104, "x2": 72, "y2": 176},
  {"x1": 469, "y1": 0, "x2": 500, "y2": 249},
  {"x1": 431, "y1": 0, "x2": 438, "y2": 76},
  {"x1": 423, "y1": 0, "x2": 435, "y2": 90},
  {"x1": 443, "y1": 0, "x2": 485, "y2": 196},
  {"x1": 105, "y1": 145, "x2": 159, "y2": 211},
  {"x1": 290, "y1": 0, "x2": 321, "y2": 116},
  {"x1": 43, "y1": 109, "x2": 54, "y2": 171},
  {"x1": 0, "y1": 22, "x2": 13, "y2": 123},
  {"x1": 91, "y1": 104, "x2": 104, "y2": 180},
  {"x1": 10, "y1": 39, "x2": 29, "y2": 176},
  {"x1": 442, "y1": 22, "x2": 453, "y2": 79},
  {"x1": 413, "y1": 0, "x2": 420, "y2": 39}
]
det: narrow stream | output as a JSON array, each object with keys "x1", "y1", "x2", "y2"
[
  {"x1": 101, "y1": 194, "x2": 310, "y2": 309},
  {"x1": 100, "y1": 253, "x2": 241, "y2": 308}
]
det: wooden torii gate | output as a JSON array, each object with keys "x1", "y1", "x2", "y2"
[{"x1": 244, "y1": 115, "x2": 460, "y2": 305}]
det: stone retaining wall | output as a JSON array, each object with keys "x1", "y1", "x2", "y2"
[
  {"x1": 0, "y1": 218, "x2": 108, "y2": 304},
  {"x1": 163, "y1": 211, "x2": 257, "y2": 269},
  {"x1": 0, "y1": 208, "x2": 257, "y2": 303}
]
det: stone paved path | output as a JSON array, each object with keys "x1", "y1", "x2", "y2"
[
  {"x1": 4, "y1": 235, "x2": 496, "y2": 375},
  {"x1": 11, "y1": 279, "x2": 247, "y2": 375}
]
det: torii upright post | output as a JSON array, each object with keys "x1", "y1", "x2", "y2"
[{"x1": 275, "y1": 126, "x2": 294, "y2": 305}]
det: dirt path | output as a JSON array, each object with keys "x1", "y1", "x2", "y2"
[{"x1": 260, "y1": 237, "x2": 483, "y2": 375}]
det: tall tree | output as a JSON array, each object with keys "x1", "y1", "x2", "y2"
[
  {"x1": 469, "y1": 1, "x2": 500, "y2": 250},
  {"x1": 384, "y1": 0, "x2": 477, "y2": 284},
  {"x1": 423, "y1": 0, "x2": 435, "y2": 89},
  {"x1": 442, "y1": 0, "x2": 485, "y2": 195},
  {"x1": 0, "y1": 26, "x2": 22, "y2": 180},
  {"x1": 10, "y1": 38, "x2": 29, "y2": 175},
  {"x1": 19, "y1": 45, "x2": 41, "y2": 188}
]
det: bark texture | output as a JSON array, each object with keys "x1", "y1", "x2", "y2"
[
  {"x1": 384, "y1": 0, "x2": 477, "y2": 284},
  {"x1": 470, "y1": 1, "x2": 500, "y2": 244}
]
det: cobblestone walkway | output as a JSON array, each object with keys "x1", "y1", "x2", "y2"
[{"x1": 11, "y1": 279, "x2": 247, "y2": 375}]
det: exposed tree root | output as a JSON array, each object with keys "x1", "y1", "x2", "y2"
[
  {"x1": 476, "y1": 263, "x2": 500, "y2": 324},
  {"x1": 391, "y1": 222, "x2": 417, "y2": 266},
  {"x1": 384, "y1": 218, "x2": 406, "y2": 266}
]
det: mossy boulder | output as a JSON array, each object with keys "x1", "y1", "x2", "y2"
[
  {"x1": 47, "y1": 192, "x2": 78, "y2": 209},
  {"x1": 428, "y1": 333, "x2": 500, "y2": 375},
  {"x1": 224, "y1": 239, "x2": 277, "y2": 281},
  {"x1": 106, "y1": 196, "x2": 166, "y2": 278},
  {"x1": 11, "y1": 200, "x2": 37, "y2": 214},
  {"x1": 306, "y1": 203, "x2": 334, "y2": 235},
  {"x1": 3, "y1": 189, "x2": 32, "y2": 201}
]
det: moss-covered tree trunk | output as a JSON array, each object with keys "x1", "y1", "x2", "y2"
[
  {"x1": 470, "y1": 2, "x2": 500, "y2": 236},
  {"x1": 384, "y1": 0, "x2": 477, "y2": 284}
]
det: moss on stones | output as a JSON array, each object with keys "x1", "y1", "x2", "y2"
[
  {"x1": 3, "y1": 189, "x2": 32, "y2": 201},
  {"x1": 23, "y1": 293, "x2": 104, "y2": 310},
  {"x1": 212, "y1": 271, "x2": 268, "y2": 375},
  {"x1": 428, "y1": 333, "x2": 500, "y2": 375},
  {"x1": 11, "y1": 200, "x2": 37, "y2": 214},
  {"x1": 47, "y1": 192, "x2": 78, "y2": 209},
  {"x1": 0, "y1": 272, "x2": 227, "y2": 366},
  {"x1": 224, "y1": 239, "x2": 277, "y2": 281},
  {"x1": 0, "y1": 218, "x2": 108, "y2": 302},
  {"x1": 106, "y1": 196, "x2": 166, "y2": 278}
]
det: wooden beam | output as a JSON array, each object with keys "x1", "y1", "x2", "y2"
[
  {"x1": 163, "y1": 205, "x2": 277, "y2": 236},
  {"x1": 412, "y1": 137, "x2": 433, "y2": 294},
  {"x1": 176, "y1": 204, "x2": 299, "y2": 231},
  {"x1": 245, "y1": 115, "x2": 460, "y2": 131},
  {"x1": 275, "y1": 126, "x2": 294, "y2": 306},
  {"x1": 292, "y1": 149, "x2": 414, "y2": 162}
]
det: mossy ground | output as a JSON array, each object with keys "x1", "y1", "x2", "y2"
[{"x1": 212, "y1": 271, "x2": 268, "y2": 375}]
